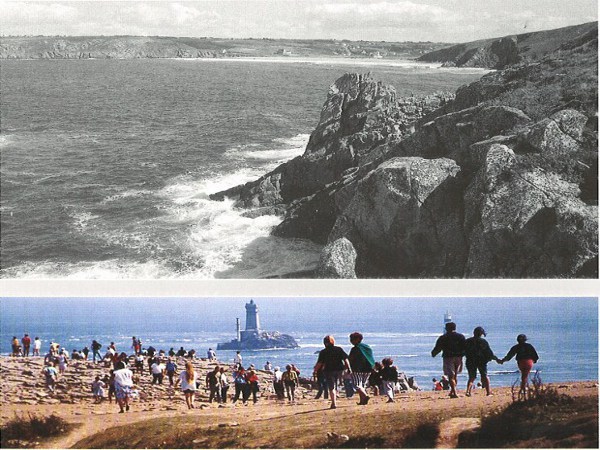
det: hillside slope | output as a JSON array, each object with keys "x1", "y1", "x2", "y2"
[{"x1": 417, "y1": 21, "x2": 597, "y2": 69}]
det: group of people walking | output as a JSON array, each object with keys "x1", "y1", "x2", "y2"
[
  {"x1": 312, "y1": 332, "x2": 410, "y2": 409},
  {"x1": 310, "y1": 327, "x2": 539, "y2": 410},
  {"x1": 431, "y1": 322, "x2": 539, "y2": 398},
  {"x1": 29, "y1": 325, "x2": 540, "y2": 412}
]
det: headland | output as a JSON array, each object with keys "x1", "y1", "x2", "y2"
[
  {"x1": 0, "y1": 356, "x2": 597, "y2": 448},
  {"x1": 210, "y1": 21, "x2": 598, "y2": 278}
]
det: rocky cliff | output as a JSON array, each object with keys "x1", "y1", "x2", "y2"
[
  {"x1": 211, "y1": 22, "x2": 598, "y2": 278},
  {"x1": 0, "y1": 36, "x2": 449, "y2": 60},
  {"x1": 417, "y1": 21, "x2": 597, "y2": 69}
]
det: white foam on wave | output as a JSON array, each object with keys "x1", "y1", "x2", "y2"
[
  {"x1": 153, "y1": 174, "x2": 283, "y2": 277},
  {"x1": 0, "y1": 134, "x2": 14, "y2": 149},
  {"x1": 224, "y1": 133, "x2": 309, "y2": 171},
  {"x1": 240, "y1": 147, "x2": 304, "y2": 161},
  {"x1": 101, "y1": 189, "x2": 154, "y2": 204},
  {"x1": 0, "y1": 259, "x2": 174, "y2": 279},
  {"x1": 71, "y1": 211, "x2": 100, "y2": 230}
]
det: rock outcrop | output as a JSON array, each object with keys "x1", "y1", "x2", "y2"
[
  {"x1": 210, "y1": 23, "x2": 598, "y2": 278},
  {"x1": 317, "y1": 238, "x2": 357, "y2": 278},
  {"x1": 217, "y1": 331, "x2": 299, "y2": 350}
]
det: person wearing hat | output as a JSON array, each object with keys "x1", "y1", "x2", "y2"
[
  {"x1": 431, "y1": 322, "x2": 465, "y2": 398},
  {"x1": 464, "y1": 326, "x2": 501, "y2": 397},
  {"x1": 313, "y1": 335, "x2": 351, "y2": 409},
  {"x1": 501, "y1": 334, "x2": 539, "y2": 396}
]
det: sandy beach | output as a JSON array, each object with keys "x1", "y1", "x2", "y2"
[{"x1": 1, "y1": 356, "x2": 597, "y2": 448}]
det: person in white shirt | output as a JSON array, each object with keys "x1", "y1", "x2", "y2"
[
  {"x1": 273, "y1": 366, "x2": 285, "y2": 400},
  {"x1": 113, "y1": 366, "x2": 134, "y2": 413},
  {"x1": 33, "y1": 337, "x2": 42, "y2": 357},
  {"x1": 234, "y1": 351, "x2": 243, "y2": 367},
  {"x1": 176, "y1": 361, "x2": 198, "y2": 409},
  {"x1": 151, "y1": 358, "x2": 165, "y2": 384}
]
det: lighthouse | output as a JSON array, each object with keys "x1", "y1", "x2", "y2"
[
  {"x1": 245, "y1": 299, "x2": 260, "y2": 331},
  {"x1": 217, "y1": 300, "x2": 299, "y2": 350}
]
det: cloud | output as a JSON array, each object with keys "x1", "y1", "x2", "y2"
[
  {"x1": 308, "y1": 1, "x2": 454, "y2": 26},
  {"x1": 304, "y1": 1, "x2": 459, "y2": 40}
]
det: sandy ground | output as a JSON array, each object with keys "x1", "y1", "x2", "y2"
[{"x1": 3, "y1": 376, "x2": 597, "y2": 448}]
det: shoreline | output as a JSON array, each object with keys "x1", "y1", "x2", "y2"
[{"x1": 1, "y1": 55, "x2": 492, "y2": 73}]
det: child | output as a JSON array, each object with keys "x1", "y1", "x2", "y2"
[
  {"x1": 107, "y1": 370, "x2": 116, "y2": 403},
  {"x1": 432, "y1": 377, "x2": 443, "y2": 391},
  {"x1": 92, "y1": 375, "x2": 106, "y2": 403},
  {"x1": 380, "y1": 358, "x2": 399, "y2": 403},
  {"x1": 282, "y1": 364, "x2": 299, "y2": 403}
]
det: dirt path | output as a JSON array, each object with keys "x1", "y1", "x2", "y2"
[
  {"x1": 4, "y1": 382, "x2": 597, "y2": 448},
  {"x1": 435, "y1": 417, "x2": 481, "y2": 448}
]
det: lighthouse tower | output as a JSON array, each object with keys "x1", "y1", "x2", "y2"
[
  {"x1": 245, "y1": 299, "x2": 260, "y2": 331},
  {"x1": 240, "y1": 299, "x2": 261, "y2": 341}
]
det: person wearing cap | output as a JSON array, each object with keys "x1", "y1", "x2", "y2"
[
  {"x1": 431, "y1": 322, "x2": 466, "y2": 398},
  {"x1": 464, "y1": 326, "x2": 501, "y2": 397},
  {"x1": 313, "y1": 335, "x2": 351, "y2": 409},
  {"x1": 501, "y1": 334, "x2": 539, "y2": 396}
]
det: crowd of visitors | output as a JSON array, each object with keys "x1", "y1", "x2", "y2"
[{"x1": 9, "y1": 326, "x2": 539, "y2": 412}]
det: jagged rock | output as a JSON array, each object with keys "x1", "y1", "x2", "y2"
[
  {"x1": 550, "y1": 109, "x2": 588, "y2": 141},
  {"x1": 211, "y1": 74, "x2": 452, "y2": 210},
  {"x1": 330, "y1": 157, "x2": 465, "y2": 277},
  {"x1": 522, "y1": 118, "x2": 581, "y2": 154},
  {"x1": 464, "y1": 146, "x2": 597, "y2": 277},
  {"x1": 395, "y1": 105, "x2": 531, "y2": 167},
  {"x1": 317, "y1": 238, "x2": 357, "y2": 279}
]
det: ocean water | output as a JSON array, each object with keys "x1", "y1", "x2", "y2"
[
  {"x1": 0, "y1": 59, "x2": 483, "y2": 278},
  {"x1": 0, "y1": 297, "x2": 596, "y2": 388}
]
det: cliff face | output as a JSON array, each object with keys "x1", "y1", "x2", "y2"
[
  {"x1": 211, "y1": 22, "x2": 598, "y2": 278},
  {"x1": 0, "y1": 36, "x2": 221, "y2": 59},
  {"x1": 417, "y1": 21, "x2": 597, "y2": 69},
  {"x1": 0, "y1": 36, "x2": 451, "y2": 60}
]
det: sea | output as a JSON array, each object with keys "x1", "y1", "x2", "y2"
[
  {"x1": 0, "y1": 58, "x2": 485, "y2": 278},
  {"x1": 0, "y1": 297, "x2": 597, "y2": 389}
]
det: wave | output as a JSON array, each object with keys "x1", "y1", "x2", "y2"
[
  {"x1": 101, "y1": 189, "x2": 154, "y2": 204},
  {"x1": 71, "y1": 211, "x2": 100, "y2": 230},
  {"x1": 0, "y1": 260, "x2": 174, "y2": 279},
  {"x1": 0, "y1": 134, "x2": 15, "y2": 149},
  {"x1": 224, "y1": 133, "x2": 309, "y2": 171}
]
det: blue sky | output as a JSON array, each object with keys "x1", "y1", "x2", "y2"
[{"x1": 1, "y1": 0, "x2": 597, "y2": 42}]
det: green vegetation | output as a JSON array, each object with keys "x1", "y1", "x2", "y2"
[
  {"x1": 1, "y1": 414, "x2": 73, "y2": 448},
  {"x1": 458, "y1": 389, "x2": 599, "y2": 448}
]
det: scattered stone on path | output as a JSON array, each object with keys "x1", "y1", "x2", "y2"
[{"x1": 327, "y1": 432, "x2": 350, "y2": 445}]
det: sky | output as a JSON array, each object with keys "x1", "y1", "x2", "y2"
[{"x1": 0, "y1": 0, "x2": 597, "y2": 42}]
